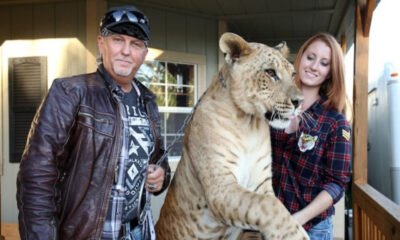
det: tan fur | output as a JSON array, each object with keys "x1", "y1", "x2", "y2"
[{"x1": 156, "y1": 32, "x2": 309, "y2": 240}]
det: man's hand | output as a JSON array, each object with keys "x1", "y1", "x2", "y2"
[{"x1": 145, "y1": 164, "x2": 165, "y2": 193}]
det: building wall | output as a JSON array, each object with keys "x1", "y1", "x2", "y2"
[{"x1": 0, "y1": 1, "x2": 86, "y2": 46}]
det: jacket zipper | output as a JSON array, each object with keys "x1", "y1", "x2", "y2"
[
  {"x1": 51, "y1": 218, "x2": 58, "y2": 240},
  {"x1": 94, "y1": 97, "x2": 122, "y2": 239}
]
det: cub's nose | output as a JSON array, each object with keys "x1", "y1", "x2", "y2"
[{"x1": 291, "y1": 99, "x2": 301, "y2": 108}]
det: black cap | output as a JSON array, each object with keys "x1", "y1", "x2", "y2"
[{"x1": 99, "y1": 5, "x2": 150, "y2": 41}]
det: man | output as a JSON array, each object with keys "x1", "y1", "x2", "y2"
[{"x1": 16, "y1": 5, "x2": 171, "y2": 240}]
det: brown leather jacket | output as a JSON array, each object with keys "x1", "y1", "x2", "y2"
[{"x1": 16, "y1": 70, "x2": 171, "y2": 240}]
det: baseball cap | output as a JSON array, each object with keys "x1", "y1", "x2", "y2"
[{"x1": 99, "y1": 5, "x2": 150, "y2": 42}]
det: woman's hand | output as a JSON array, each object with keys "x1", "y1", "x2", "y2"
[
  {"x1": 292, "y1": 190, "x2": 334, "y2": 226},
  {"x1": 292, "y1": 210, "x2": 307, "y2": 226},
  {"x1": 145, "y1": 164, "x2": 165, "y2": 193},
  {"x1": 285, "y1": 115, "x2": 300, "y2": 134}
]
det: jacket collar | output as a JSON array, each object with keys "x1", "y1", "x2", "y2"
[{"x1": 98, "y1": 64, "x2": 124, "y2": 98}]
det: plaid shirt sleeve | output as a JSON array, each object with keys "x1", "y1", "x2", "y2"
[{"x1": 322, "y1": 116, "x2": 352, "y2": 203}]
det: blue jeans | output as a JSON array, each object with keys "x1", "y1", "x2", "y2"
[
  {"x1": 307, "y1": 216, "x2": 333, "y2": 240},
  {"x1": 129, "y1": 225, "x2": 143, "y2": 240}
]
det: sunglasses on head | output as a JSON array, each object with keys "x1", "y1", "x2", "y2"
[{"x1": 105, "y1": 10, "x2": 148, "y2": 26}]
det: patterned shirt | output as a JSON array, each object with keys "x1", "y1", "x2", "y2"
[
  {"x1": 99, "y1": 65, "x2": 154, "y2": 239},
  {"x1": 121, "y1": 84, "x2": 154, "y2": 223},
  {"x1": 271, "y1": 97, "x2": 352, "y2": 230}
]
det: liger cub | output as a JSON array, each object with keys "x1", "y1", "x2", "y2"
[{"x1": 156, "y1": 32, "x2": 309, "y2": 240}]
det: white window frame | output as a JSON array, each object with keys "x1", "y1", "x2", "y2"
[{"x1": 143, "y1": 48, "x2": 206, "y2": 165}]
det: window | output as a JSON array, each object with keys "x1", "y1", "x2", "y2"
[{"x1": 137, "y1": 60, "x2": 197, "y2": 159}]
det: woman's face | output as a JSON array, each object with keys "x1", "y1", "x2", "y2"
[{"x1": 298, "y1": 39, "x2": 331, "y2": 89}]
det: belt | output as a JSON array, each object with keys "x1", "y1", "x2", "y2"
[
  {"x1": 129, "y1": 217, "x2": 140, "y2": 228},
  {"x1": 121, "y1": 218, "x2": 140, "y2": 237}
]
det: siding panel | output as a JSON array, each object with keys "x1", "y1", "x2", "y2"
[
  {"x1": 166, "y1": 12, "x2": 186, "y2": 52},
  {"x1": 0, "y1": 7, "x2": 11, "y2": 44},
  {"x1": 146, "y1": 8, "x2": 167, "y2": 49},
  {"x1": 11, "y1": 5, "x2": 33, "y2": 39},
  {"x1": 77, "y1": 0, "x2": 86, "y2": 44},
  {"x1": 205, "y1": 18, "x2": 218, "y2": 86},
  {"x1": 55, "y1": 1, "x2": 78, "y2": 38},
  {"x1": 33, "y1": 4, "x2": 55, "y2": 38},
  {"x1": 187, "y1": 16, "x2": 206, "y2": 55}
]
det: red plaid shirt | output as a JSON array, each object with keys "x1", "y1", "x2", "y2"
[{"x1": 271, "y1": 97, "x2": 352, "y2": 230}]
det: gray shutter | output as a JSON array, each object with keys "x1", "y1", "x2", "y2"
[{"x1": 9, "y1": 56, "x2": 47, "y2": 163}]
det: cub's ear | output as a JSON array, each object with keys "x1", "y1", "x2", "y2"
[
  {"x1": 219, "y1": 32, "x2": 252, "y2": 65},
  {"x1": 274, "y1": 41, "x2": 290, "y2": 58}
]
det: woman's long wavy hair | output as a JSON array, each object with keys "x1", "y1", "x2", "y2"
[{"x1": 293, "y1": 32, "x2": 349, "y2": 115}]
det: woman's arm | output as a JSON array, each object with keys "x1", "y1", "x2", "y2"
[{"x1": 292, "y1": 190, "x2": 333, "y2": 225}]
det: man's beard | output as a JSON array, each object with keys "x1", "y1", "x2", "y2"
[{"x1": 113, "y1": 64, "x2": 133, "y2": 77}]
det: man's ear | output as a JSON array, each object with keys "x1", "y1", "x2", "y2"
[
  {"x1": 97, "y1": 35, "x2": 104, "y2": 55},
  {"x1": 142, "y1": 47, "x2": 149, "y2": 61}
]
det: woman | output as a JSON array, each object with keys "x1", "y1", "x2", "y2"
[{"x1": 271, "y1": 32, "x2": 352, "y2": 240}]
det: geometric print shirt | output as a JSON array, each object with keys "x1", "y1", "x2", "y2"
[
  {"x1": 121, "y1": 84, "x2": 154, "y2": 222},
  {"x1": 270, "y1": 97, "x2": 352, "y2": 230},
  {"x1": 101, "y1": 70, "x2": 153, "y2": 239}
]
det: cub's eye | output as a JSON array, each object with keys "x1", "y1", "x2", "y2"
[{"x1": 265, "y1": 69, "x2": 279, "y2": 81}]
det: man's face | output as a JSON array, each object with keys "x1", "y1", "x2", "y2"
[{"x1": 98, "y1": 33, "x2": 148, "y2": 88}]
